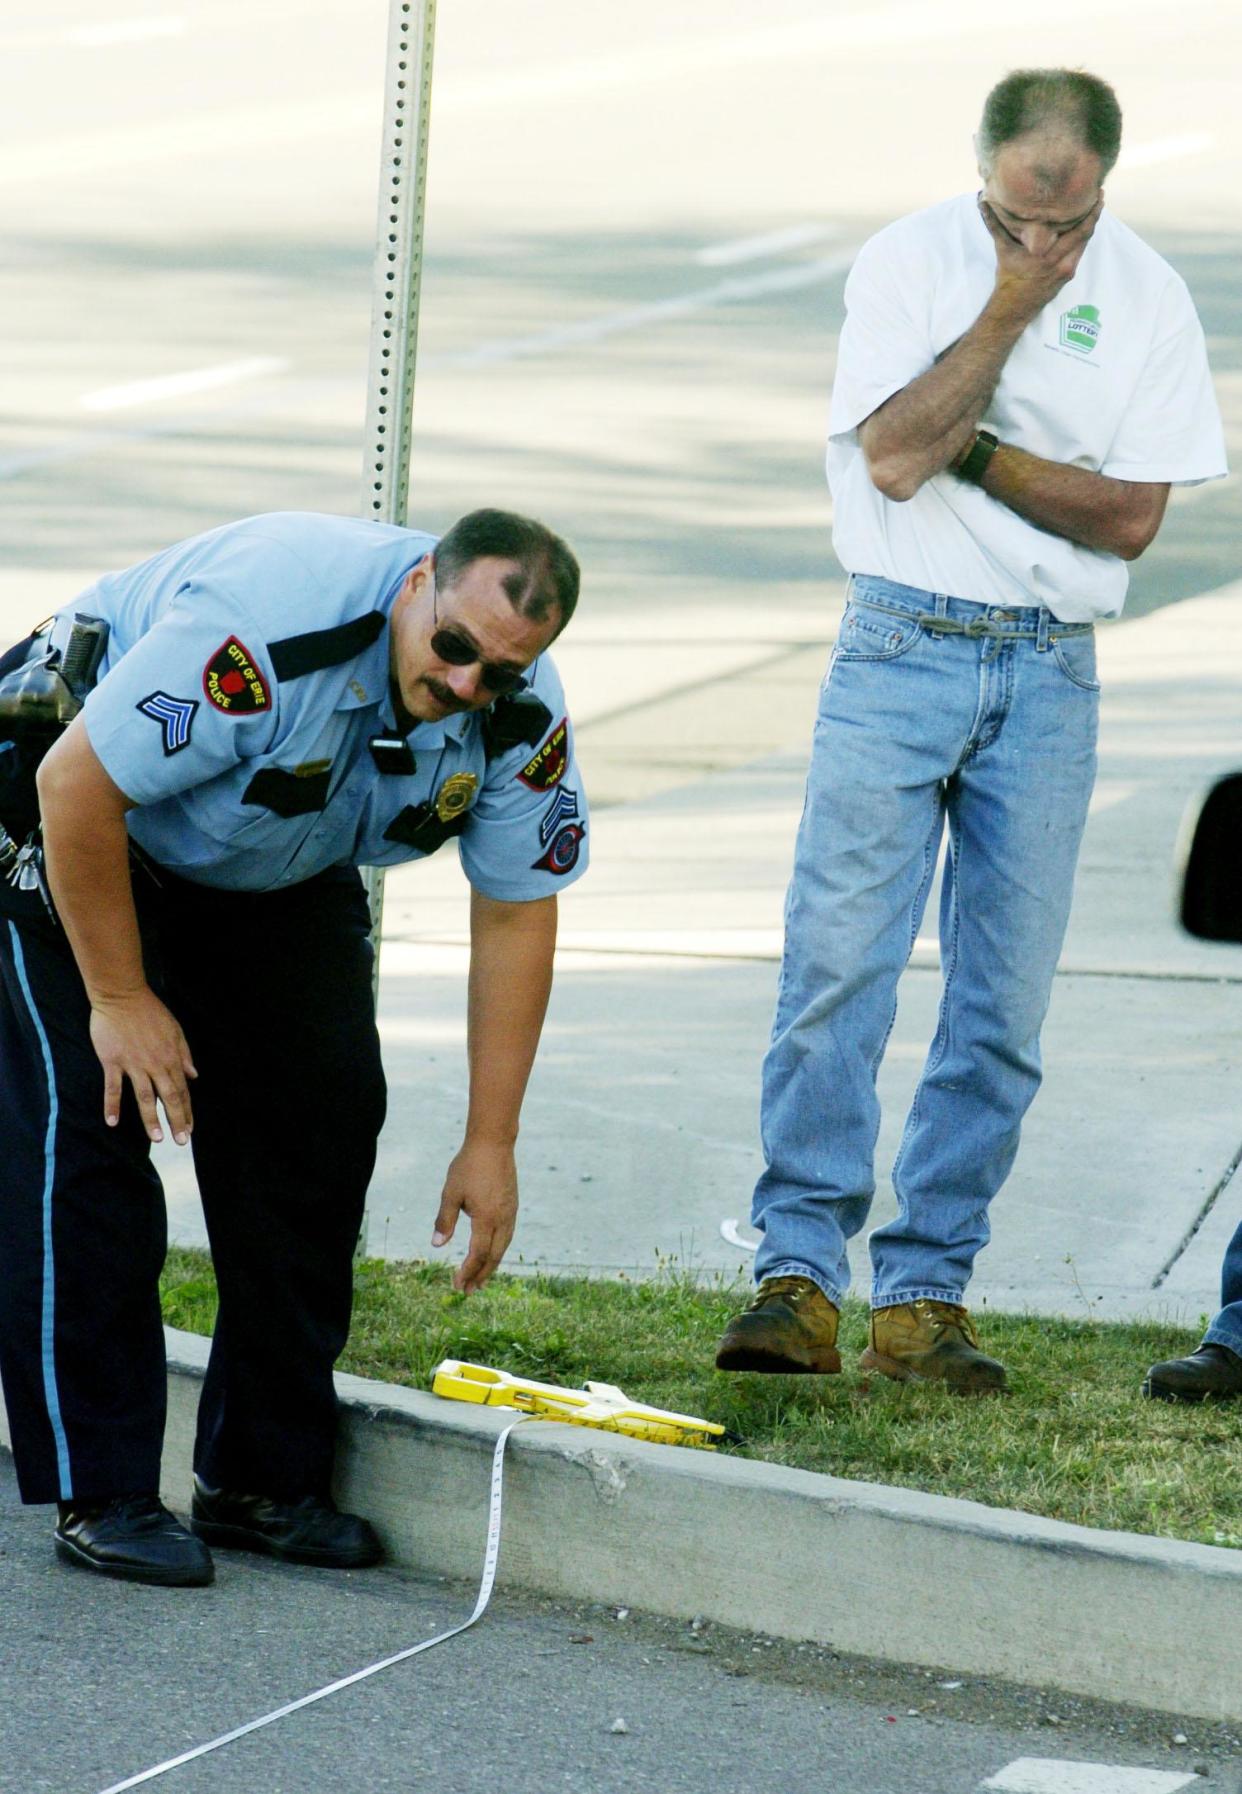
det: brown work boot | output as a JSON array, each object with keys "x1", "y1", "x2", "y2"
[
  {"x1": 715, "y1": 1276, "x2": 841, "y2": 1373},
  {"x1": 861, "y1": 1299, "x2": 1007, "y2": 1394}
]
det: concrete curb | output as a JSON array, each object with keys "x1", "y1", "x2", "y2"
[{"x1": 96, "y1": 1328, "x2": 1224, "y2": 1723}]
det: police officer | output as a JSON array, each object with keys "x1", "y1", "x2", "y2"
[{"x1": 0, "y1": 507, "x2": 586, "y2": 1586}]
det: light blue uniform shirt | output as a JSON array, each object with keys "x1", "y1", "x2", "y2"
[{"x1": 57, "y1": 512, "x2": 588, "y2": 898}]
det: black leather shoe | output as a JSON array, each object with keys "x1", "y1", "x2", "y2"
[
  {"x1": 1142, "y1": 1342, "x2": 1242, "y2": 1402},
  {"x1": 55, "y1": 1495, "x2": 214, "y2": 1586},
  {"x1": 190, "y1": 1477, "x2": 383, "y2": 1567}
]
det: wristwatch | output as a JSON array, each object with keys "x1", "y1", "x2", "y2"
[{"x1": 955, "y1": 429, "x2": 999, "y2": 485}]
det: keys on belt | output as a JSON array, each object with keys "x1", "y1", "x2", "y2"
[{"x1": 2, "y1": 828, "x2": 56, "y2": 922}]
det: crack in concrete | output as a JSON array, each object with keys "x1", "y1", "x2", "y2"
[{"x1": 1152, "y1": 1137, "x2": 1242, "y2": 1287}]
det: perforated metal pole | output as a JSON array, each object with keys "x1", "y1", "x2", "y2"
[
  {"x1": 355, "y1": 0, "x2": 436, "y2": 1259},
  {"x1": 361, "y1": 0, "x2": 437, "y2": 968}
]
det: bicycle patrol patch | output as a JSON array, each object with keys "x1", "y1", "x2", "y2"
[
  {"x1": 1059, "y1": 304, "x2": 1101, "y2": 354},
  {"x1": 203, "y1": 637, "x2": 271, "y2": 714},
  {"x1": 517, "y1": 718, "x2": 568, "y2": 790},
  {"x1": 532, "y1": 822, "x2": 584, "y2": 876}
]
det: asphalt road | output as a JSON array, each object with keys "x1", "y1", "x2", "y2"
[{"x1": 3, "y1": 1454, "x2": 1239, "y2": 1794}]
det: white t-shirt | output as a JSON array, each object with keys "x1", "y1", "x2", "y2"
[{"x1": 827, "y1": 193, "x2": 1227, "y2": 620}]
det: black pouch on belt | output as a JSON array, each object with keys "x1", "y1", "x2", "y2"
[
  {"x1": 0, "y1": 616, "x2": 110, "y2": 841},
  {"x1": 0, "y1": 635, "x2": 59, "y2": 841}
]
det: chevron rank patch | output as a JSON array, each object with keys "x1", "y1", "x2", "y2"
[
  {"x1": 516, "y1": 717, "x2": 568, "y2": 790},
  {"x1": 539, "y1": 784, "x2": 580, "y2": 847},
  {"x1": 136, "y1": 691, "x2": 199, "y2": 756},
  {"x1": 203, "y1": 636, "x2": 271, "y2": 714},
  {"x1": 532, "y1": 822, "x2": 584, "y2": 876}
]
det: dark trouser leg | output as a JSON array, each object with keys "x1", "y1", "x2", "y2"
[
  {"x1": 0, "y1": 909, "x2": 167, "y2": 1505},
  {"x1": 151, "y1": 869, "x2": 387, "y2": 1497},
  {"x1": 1204, "y1": 1216, "x2": 1242, "y2": 1357}
]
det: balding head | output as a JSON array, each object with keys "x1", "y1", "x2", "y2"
[{"x1": 976, "y1": 69, "x2": 1122, "y2": 180}]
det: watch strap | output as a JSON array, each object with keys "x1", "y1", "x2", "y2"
[{"x1": 956, "y1": 429, "x2": 999, "y2": 485}]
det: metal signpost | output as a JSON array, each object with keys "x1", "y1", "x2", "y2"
[
  {"x1": 360, "y1": 0, "x2": 438, "y2": 976},
  {"x1": 355, "y1": 0, "x2": 437, "y2": 1258}
]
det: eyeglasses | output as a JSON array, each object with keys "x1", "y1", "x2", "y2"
[{"x1": 430, "y1": 573, "x2": 527, "y2": 696}]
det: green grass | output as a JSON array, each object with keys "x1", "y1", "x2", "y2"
[{"x1": 160, "y1": 1248, "x2": 1242, "y2": 1549}]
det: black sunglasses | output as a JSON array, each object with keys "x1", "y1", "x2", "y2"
[{"x1": 431, "y1": 578, "x2": 527, "y2": 696}]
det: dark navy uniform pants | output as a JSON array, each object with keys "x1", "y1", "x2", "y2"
[{"x1": 0, "y1": 864, "x2": 386, "y2": 1506}]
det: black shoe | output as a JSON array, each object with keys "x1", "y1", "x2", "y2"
[
  {"x1": 1142, "y1": 1342, "x2": 1242, "y2": 1403},
  {"x1": 190, "y1": 1477, "x2": 383, "y2": 1567},
  {"x1": 55, "y1": 1495, "x2": 214, "y2": 1587}
]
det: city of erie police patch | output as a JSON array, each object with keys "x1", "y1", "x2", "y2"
[
  {"x1": 136, "y1": 691, "x2": 198, "y2": 756},
  {"x1": 516, "y1": 717, "x2": 568, "y2": 790},
  {"x1": 531, "y1": 822, "x2": 584, "y2": 876},
  {"x1": 203, "y1": 636, "x2": 271, "y2": 714}
]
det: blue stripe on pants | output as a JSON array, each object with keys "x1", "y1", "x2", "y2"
[{"x1": 6, "y1": 919, "x2": 72, "y2": 1496}]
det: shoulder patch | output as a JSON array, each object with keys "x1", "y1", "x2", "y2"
[
  {"x1": 539, "y1": 784, "x2": 580, "y2": 847},
  {"x1": 517, "y1": 717, "x2": 568, "y2": 790},
  {"x1": 136, "y1": 691, "x2": 198, "y2": 756},
  {"x1": 532, "y1": 822, "x2": 584, "y2": 876},
  {"x1": 203, "y1": 637, "x2": 271, "y2": 714}
]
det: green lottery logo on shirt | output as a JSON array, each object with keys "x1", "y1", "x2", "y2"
[{"x1": 1059, "y1": 304, "x2": 1101, "y2": 354}]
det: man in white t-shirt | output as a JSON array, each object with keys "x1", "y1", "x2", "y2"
[{"x1": 717, "y1": 69, "x2": 1227, "y2": 1391}]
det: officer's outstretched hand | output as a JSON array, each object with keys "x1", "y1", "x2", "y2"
[
  {"x1": 432, "y1": 1142, "x2": 518, "y2": 1293},
  {"x1": 89, "y1": 989, "x2": 198, "y2": 1146}
]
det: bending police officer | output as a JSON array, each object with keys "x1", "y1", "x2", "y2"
[{"x1": 0, "y1": 507, "x2": 586, "y2": 1586}]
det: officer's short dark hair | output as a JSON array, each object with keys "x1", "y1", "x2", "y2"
[
  {"x1": 435, "y1": 509, "x2": 580, "y2": 634},
  {"x1": 978, "y1": 70, "x2": 1123, "y2": 178}
]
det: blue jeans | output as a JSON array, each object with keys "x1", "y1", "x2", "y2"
[
  {"x1": 753, "y1": 575, "x2": 1099, "y2": 1309},
  {"x1": 1203, "y1": 1217, "x2": 1242, "y2": 1356}
]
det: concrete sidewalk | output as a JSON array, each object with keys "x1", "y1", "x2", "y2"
[{"x1": 153, "y1": 578, "x2": 1242, "y2": 1325}]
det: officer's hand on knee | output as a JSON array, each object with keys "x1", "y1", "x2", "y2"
[
  {"x1": 89, "y1": 989, "x2": 198, "y2": 1145},
  {"x1": 432, "y1": 1141, "x2": 519, "y2": 1294}
]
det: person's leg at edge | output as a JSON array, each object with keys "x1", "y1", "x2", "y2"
[
  {"x1": 1205, "y1": 1218, "x2": 1242, "y2": 1352},
  {"x1": 1143, "y1": 1216, "x2": 1242, "y2": 1400}
]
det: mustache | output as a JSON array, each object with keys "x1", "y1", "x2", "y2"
[{"x1": 422, "y1": 678, "x2": 462, "y2": 710}]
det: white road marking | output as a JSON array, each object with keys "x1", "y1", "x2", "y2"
[
  {"x1": 427, "y1": 249, "x2": 858, "y2": 370},
  {"x1": 554, "y1": 929, "x2": 784, "y2": 959},
  {"x1": 64, "y1": 18, "x2": 187, "y2": 47},
  {"x1": 720, "y1": 1219, "x2": 760, "y2": 1253},
  {"x1": 696, "y1": 224, "x2": 840, "y2": 267},
  {"x1": 79, "y1": 357, "x2": 288, "y2": 413},
  {"x1": 1088, "y1": 781, "x2": 1138, "y2": 815},
  {"x1": 1115, "y1": 133, "x2": 1214, "y2": 172},
  {"x1": 983, "y1": 1760, "x2": 1199, "y2": 1793}
]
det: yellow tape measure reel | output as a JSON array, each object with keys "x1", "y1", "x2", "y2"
[{"x1": 432, "y1": 1360, "x2": 725, "y2": 1449}]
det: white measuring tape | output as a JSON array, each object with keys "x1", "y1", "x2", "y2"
[{"x1": 95, "y1": 1417, "x2": 529, "y2": 1794}]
